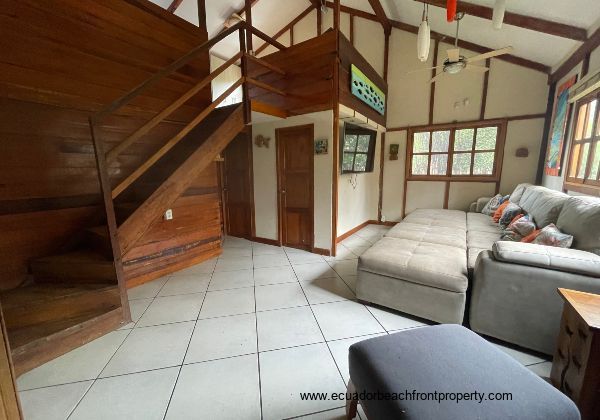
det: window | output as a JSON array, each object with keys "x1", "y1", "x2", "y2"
[
  {"x1": 408, "y1": 121, "x2": 506, "y2": 181},
  {"x1": 565, "y1": 90, "x2": 600, "y2": 193},
  {"x1": 341, "y1": 124, "x2": 377, "y2": 174}
]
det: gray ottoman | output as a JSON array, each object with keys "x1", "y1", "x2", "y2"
[{"x1": 347, "y1": 325, "x2": 579, "y2": 420}]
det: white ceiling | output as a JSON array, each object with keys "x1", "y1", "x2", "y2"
[{"x1": 150, "y1": 0, "x2": 600, "y2": 69}]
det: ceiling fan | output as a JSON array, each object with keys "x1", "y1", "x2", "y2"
[{"x1": 411, "y1": 12, "x2": 514, "y2": 84}]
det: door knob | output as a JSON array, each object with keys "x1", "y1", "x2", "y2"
[{"x1": 281, "y1": 190, "x2": 286, "y2": 194}]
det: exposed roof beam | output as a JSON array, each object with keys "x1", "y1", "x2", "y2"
[
  {"x1": 416, "y1": 0, "x2": 587, "y2": 42},
  {"x1": 255, "y1": 4, "x2": 316, "y2": 55},
  {"x1": 551, "y1": 27, "x2": 600, "y2": 83},
  {"x1": 167, "y1": 0, "x2": 184, "y2": 13},
  {"x1": 367, "y1": 0, "x2": 392, "y2": 34},
  {"x1": 323, "y1": 2, "x2": 550, "y2": 74}
]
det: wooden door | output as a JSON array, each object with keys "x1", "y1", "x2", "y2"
[
  {"x1": 222, "y1": 132, "x2": 254, "y2": 239},
  {"x1": 276, "y1": 125, "x2": 314, "y2": 251},
  {"x1": 0, "y1": 305, "x2": 22, "y2": 419}
]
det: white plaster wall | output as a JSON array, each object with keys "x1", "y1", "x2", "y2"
[
  {"x1": 405, "y1": 181, "x2": 446, "y2": 214},
  {"x1": 209, "y1": 54, "x2": 243, "y2": 106},
  {"x1": 252, "y1": 111, "x2": 333, "y2": 250},
  {"x1": 448, "y1": 182, "x2": 496, "y2": 211},
  {"x1": 322, "y1": 10, "x2": 351, "y2": 40},
  {"x1": 293, "y1": 10, "x2": 317, "y2": 44},
  {"x1": 353, "y1": 18, "x2": 385, "y2": 78},
  {"x1": 381, "y1": 131, "x2": 407, "y2": 222}
]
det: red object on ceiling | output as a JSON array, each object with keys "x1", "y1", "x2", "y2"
[{"x1": 446, "y1": 0, "x2": 457, "y2": 22}]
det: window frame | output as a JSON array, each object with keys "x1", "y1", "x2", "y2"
[
  {"x1": 564, "y1": 89, "x2": 600, "y2": 196},
  {"x1": 407, "y1": 119, "x2": 507, "y2": 182},
  {"x1": 341, "y1": 123, "x2": 377, "y2": 174}
]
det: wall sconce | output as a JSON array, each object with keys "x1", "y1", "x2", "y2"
[
  {"x1": 516, "y1": 147, "x2": 529, "y2": 158},
  {"x1": 254, "y1": 135, "x2": 270, "y2": 148}
]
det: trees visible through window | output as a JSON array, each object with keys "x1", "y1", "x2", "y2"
[
  {"x1": 341, "y1": 124, "x2": 377, "y2": 174},
  {"x1": 408, "y1": 121, "x2": 505, "y2": 181},
  {"x1": 565, "y1": 90, "x2": 600, "y2": 194}
]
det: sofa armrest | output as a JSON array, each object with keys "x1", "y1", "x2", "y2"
[
  {"x1": 471, "y1": 197, "x2": 493, "y2": 213},
  {"x1": 493, "y1": 241, "x2": 600, "y2": 277}
]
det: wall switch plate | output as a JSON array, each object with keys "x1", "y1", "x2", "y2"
[{"x1": 164, "y1": 209, "x2": 173, "y2": 220}]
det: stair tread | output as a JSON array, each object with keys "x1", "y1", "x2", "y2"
[
  {"x1": 8, "y1": 306, "x2": 122, "y2": 351},
  {"x1": 0, "y1": 283, "x2": 118, "y2": 308}
]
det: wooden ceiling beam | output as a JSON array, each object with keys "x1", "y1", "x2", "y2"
[
  {"x1": 255, "y1": 4, "x2": 316, "y2": 55},
  {"x1": 167, "y1": 0, "x2": 184, "y2": 13},
  {"x1": 551, "y1": 27, "x2": 600, "y2": 83},
  {"x1": 416, "y1": 0, "x2": 587, "y2": 42},
  {"x1": 323, "y1": 2, "x2": 550, "y2": 74},
  {"x1": 367, "y1": 0, "x2": 392, "y2": 34}
]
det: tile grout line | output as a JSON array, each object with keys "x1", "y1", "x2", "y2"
[
  {"x1": 160, "y1": 258, "x2": 218, "y2": 420},
  {"x1": 251, "y1": 241, "x2": 265, "y2": 420}
]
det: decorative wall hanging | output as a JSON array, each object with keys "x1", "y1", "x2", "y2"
[
  {"x1": 254, "y1": 134, "x2": 270, "y2": 148},
  {"x1": 350, "y1": 64, "x2": 386, "y2": 115},
  {"x1": 315, "y1": 139, "x2": 328, "y2": 155},
  {"x1": 389, "y1": 143, "x2": 399, "y2": 161},
  {"x1": 545, "y1": 75, "x2": 577, "y2": 176},
  {"x1": 515, "y1": 147, "x2": 529, "y2": 158}
]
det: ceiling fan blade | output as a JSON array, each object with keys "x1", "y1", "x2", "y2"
[
  {"x1": 447, "y1": 48, "x2": 460, "y2": 62},
  {"x1": 466, "y1": 46, "x2": 514, "y2": 63},
  {"x1": 406, "y1": 65, "x2": 443, "y2": 75},
  {"x1": 429, "y1": 72, "x2": 447, "y2": 84},
  {"x1": 465, "y1": 64, "x2": 490, "y2": 73}
]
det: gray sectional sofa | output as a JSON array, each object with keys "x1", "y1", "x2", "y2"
[{"x1": 357, "y1": 183, "x2": 600, "y2": 354}]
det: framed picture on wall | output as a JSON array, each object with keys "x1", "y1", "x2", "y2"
[{"x1": 544, "y1": 75, "x2": 578, "y2": 176}]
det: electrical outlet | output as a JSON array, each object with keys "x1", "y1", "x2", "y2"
[{"x1": 164, "y1": 209, "x2": 173, "y2": 221}]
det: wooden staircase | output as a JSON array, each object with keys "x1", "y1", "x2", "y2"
[{"x1": 0, "y1": 21, "x2": 289, "y2": 376}]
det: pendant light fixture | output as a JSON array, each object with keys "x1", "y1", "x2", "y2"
[
  {"x1": 417, "y1": 2, "x2": 431, "y2": 62},
  {"x1": 492, "y1": 0, "x2": 506, "y2": 29}
]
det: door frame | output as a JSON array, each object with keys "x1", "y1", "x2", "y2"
[
  {"x1": 219, "y1": 129, "x2": 256, "y2": 240},
  {"x1": 275, "y1": 124, "x2": 315, "y2": 251}
]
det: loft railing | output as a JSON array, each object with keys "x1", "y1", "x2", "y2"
[{"x1": 89, "y1": 21, "x2": 287, "y2": 200}]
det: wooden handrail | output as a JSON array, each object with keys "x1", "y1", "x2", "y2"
[
  {"x1": 244, "y1": 53, "x2": 285, "y2": 76},
  {"x1": 247, "y1": 26, "x2": 288, "y2": 51},
  {"x1": 105, "y1": 51, "x2": 243, "y2": 163},
  {"x1": 111, "y1": 77, "x2": 246, "y2": 199},
  {"x1": 92, "y1": 21, "x2": 245, "y2": 123},
  {"x1": 246, "y1": 78, "x2": 287, "y2": 96}
]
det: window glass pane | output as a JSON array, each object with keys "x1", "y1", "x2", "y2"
[
  {"x1": 356, "y1": 135, "x2": 371, "y2": 152},
  {"x1": 412, "y1": 155, "x2": 429, "y2": 175},
  {"x1": 569, "y1": 144, "x2": 581, "y2": 178},
  {"x1": 432, "y1": 131, "x2": 450, "y2": 152},
  {"x1": 585, "y1": 100, "x2": 597, "y2": 139},
  {"x1": 342, "y1": 152, "x2": 355, "y2": 171},
  {"x1": 588, "y1": 142, "x2": 600, "y2": 181},
  {"x1": 575, "y1": 103, "x2": 588, "y2": 141},
  {"x1": 597, "y1": 110, "x2": 600, "y2": 136},
  {"x1": 353, "y1": 153, "x2": 368, "y2": 172},
  {"x1": 343, "y1": 135, "x2": 357, "y2": 152},
  {"x1": 577, "y1": 143, "x2": 590, "y2": 179},
  {"x1": 413, "y1": 132, "x2": 430, "y2": 153},
  {"x1": 452, "y1": 153, "x2": 472, "y2": 175},
  {"x1": 454, "y1": 129, "x2": 474, "y2": 151},
  {"x1": 475, "y1": 127, "x2": 498, "y2": 150},
  {"x1": 473, "y1": 152, "x2": 495, "y2": 175},
  {"x1": 430, "y1": 154, "x2": 448, "y2": 175}
]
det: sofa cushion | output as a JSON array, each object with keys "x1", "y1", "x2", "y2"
[
  {"x1": 509, "y1": 183, "x2": 532, "y2": 205},
  {"x1": 519, "y1": 186, "x2": 569, "y2": 228},
  {"x1": 467, "y1": 212, "x2": 501, "y2": 234},
  {"x1": 403, "y1": 209, "x2": 467, "y2": 229},
  {"x1": 493, "y1": 241, "x2": 600, "y2": 277},
  {"x1": 358, "y1": 237, "x2": 468, "y2": 293},
  {"x1": 556, "y1": 195, "x2": 600, "y2": 255},
  {"x1": 468, "y1": 247, "x2": 488, "y2": 270},
  {"x1": 468, "y1": 230, "x2": 501, "y2": 250},
  {"x1": 385, "y1": 222, "x2": 467, "y2": 249}
]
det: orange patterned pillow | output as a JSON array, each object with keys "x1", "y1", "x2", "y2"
[
  {"x1": 492, "y1": 201, "x2": 510, "y2": 222},
  {"x1": 521, "y1": 229, "x2": 541, "y2": 243}
]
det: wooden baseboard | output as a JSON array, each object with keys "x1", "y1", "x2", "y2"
[
  {"x1": 369, "y1": 219, "x2": 398, "y2": 226},
  {"x1": 251, "y1": 236, "x2": 280, "y2": 246},
  {"x1": 336, "y1": 221, "x2": 371, "y2": 243},
  {"x1": 313, "y1": 247, "x2": 331, "y2": 256}
]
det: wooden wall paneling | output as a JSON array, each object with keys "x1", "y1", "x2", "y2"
[
  {"x1": 480, "y1": 58, "x2": 491, "y2": 120},
  {"x1": 378, "y1": 31, "x2": 390, "y2": 222},
  {"x1": 350, "y1": 15, "x2": 355, "y2": 45},
  {"x1": 429, "y1": 39, "x2": 439, "y2": 124},
  {"x1": 537, "y1": 82, "x2": 557, "y2": 184},
  {"x1": 333, "y1": 0, "x2": 341, "y2": 31},
  {"x1": 0, "y1": 307, "x2": 21, "y2": 420},
  {"x1": 332, "y1": 62, "x2": 340, "y2": 256},
  {"x1": 317, "y1": 5, "x2": 322, "y2": 36}
]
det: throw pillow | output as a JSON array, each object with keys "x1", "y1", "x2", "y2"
[
  {"x1": 521, "y1": 229, "x2": 541, "y2": 243},
  {"x1": 532, "y1": 224, "x2": 574, "y2": 248},
  {"x1": 482, "y1": 194, "x2": 503, "y2": 216},
  {"x1": 499, "y1": 204, "x2": 523, "y2": 229},
  {"x1": 510, "y1": 214, "x2": 537, "y2": 237},
  {"x1": 492, "y1": 201, "x2": 510, "y2": 222},
  {"x1": 506, "y1": 214, "x2": 525, "y2": 231},
  {"x1": 500, "y1": 230, "x2": 523, "y2": 242}
]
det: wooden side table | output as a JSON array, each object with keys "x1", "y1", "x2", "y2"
[{"x1": 551, "y1": 288, "x2": 600, "y2": 420}]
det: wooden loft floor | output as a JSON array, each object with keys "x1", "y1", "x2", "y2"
[{"x1": 247, "y1": 30, "x2": 388, "y2": 127}]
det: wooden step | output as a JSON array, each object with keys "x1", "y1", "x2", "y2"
[
  {"x1": 84, "y1": 226, "x2": 113, "y2": 258},
  {"x1": 0, "y1": 283, "x2": 121, "y2": 333},
  {"x1": 9, "y1": 306, "x2": 124, "y2": 376},
  {"x1": 30, "y1": 250, "x2": 117, "y2": 284}
]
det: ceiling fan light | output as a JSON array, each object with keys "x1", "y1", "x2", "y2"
[
  {"x1": 492, "y1": 0, "x2": 506, "y2": 29},
  {"x1": 417, "y1": 20, "x2": 431, "y2": 62}
]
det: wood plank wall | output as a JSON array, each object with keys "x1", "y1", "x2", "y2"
[{"x1": 0, "y1": 0, "x2": 218, "y2": 290}]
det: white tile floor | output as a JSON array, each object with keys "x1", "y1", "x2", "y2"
[{"x1": 17, "y1": 225, "x2": 552, "y2": 420}]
